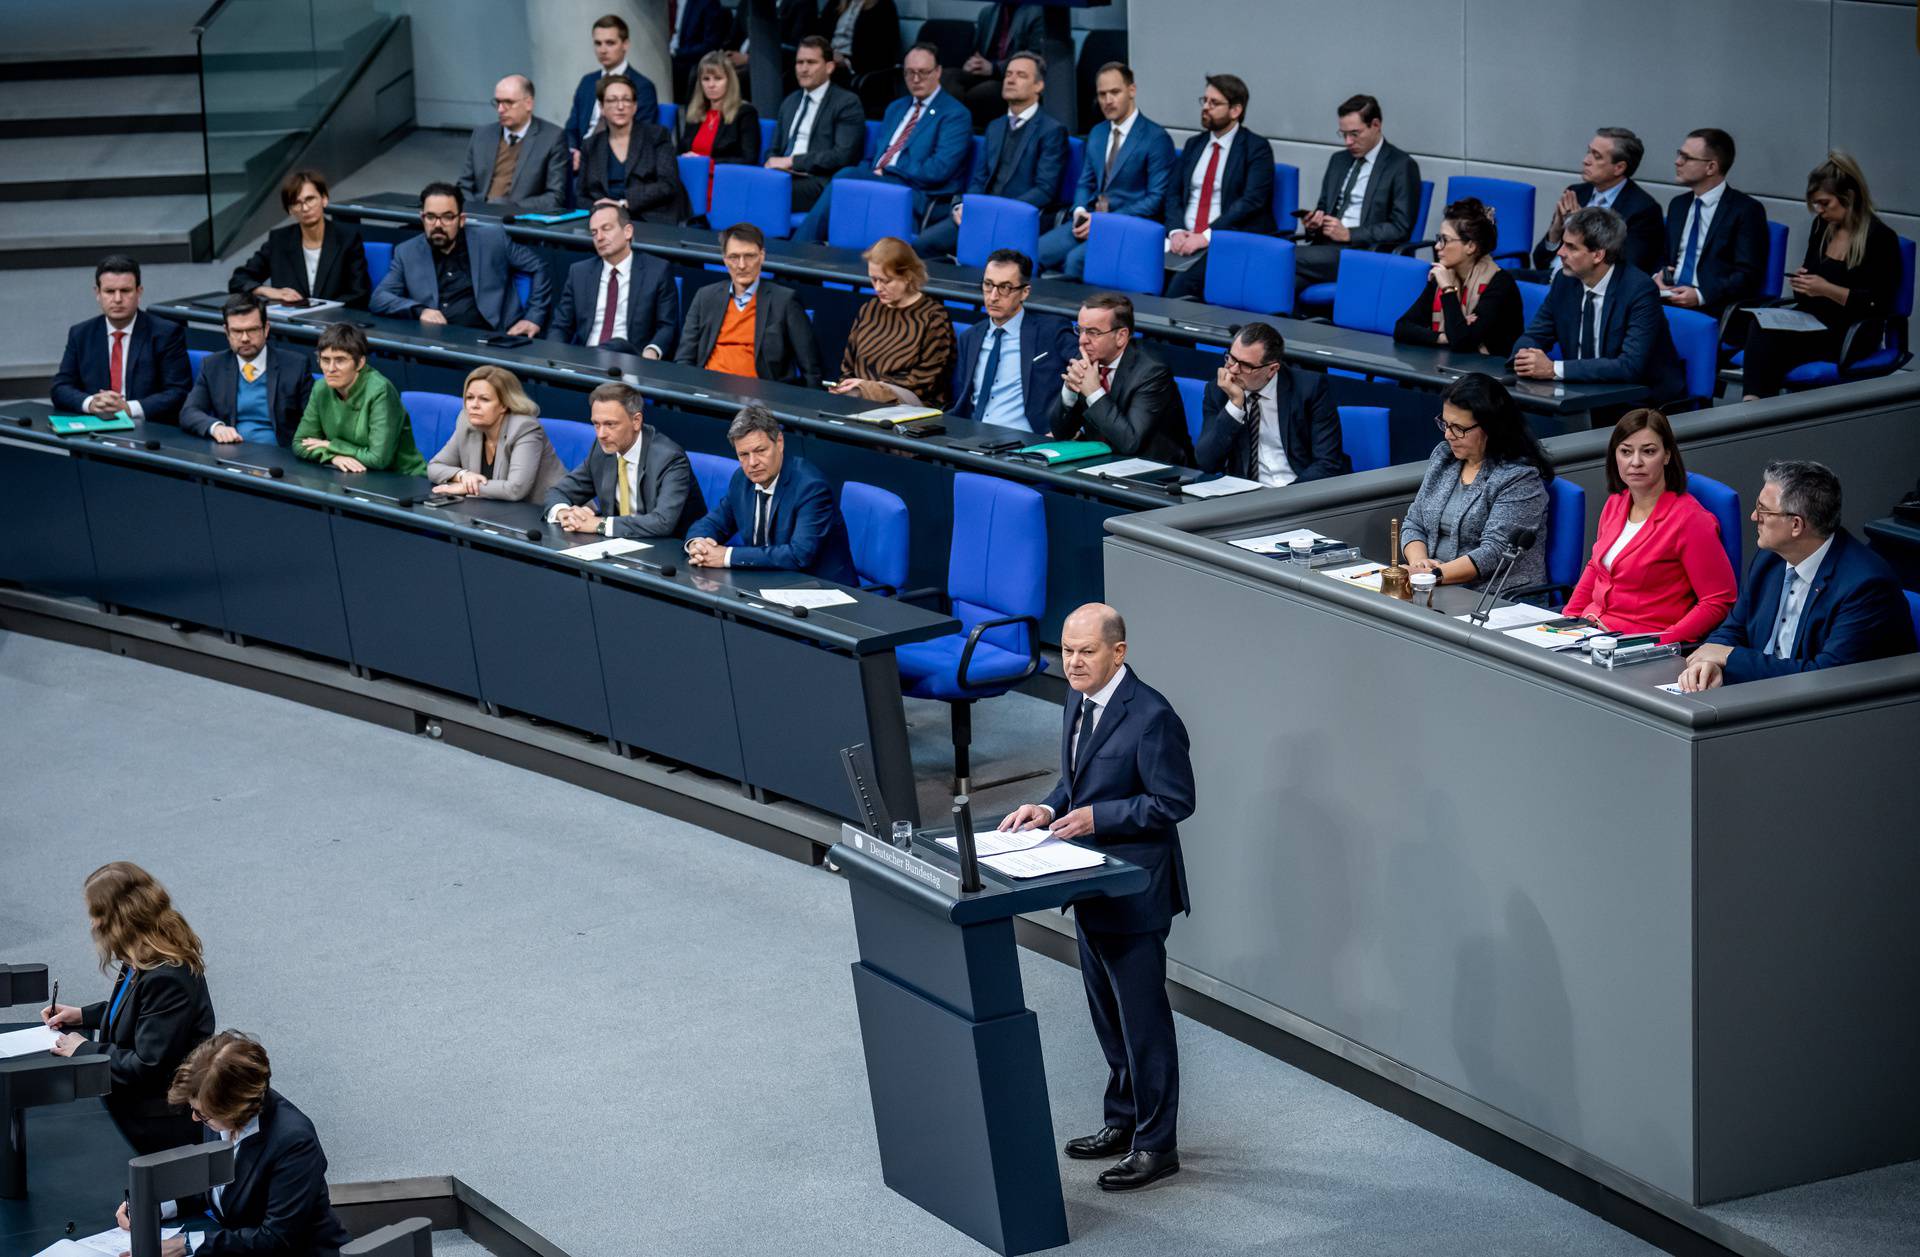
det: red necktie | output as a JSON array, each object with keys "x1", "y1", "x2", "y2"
[
  {"x1": 598, "y1": 266, "x2": 621, "y2": 346},
  {"x1": 1097, "y1": 363, "x2": 1111, "y2": 392},
  {"x1": 1192, "y1": 142, "x2": 1224, "y2": 233},
  {"x1": 875, "y1": 100, "x2": 923, "y2": 173},
  {"x1": 110, "y1": 330, "x2": 126, "y2": 395}
]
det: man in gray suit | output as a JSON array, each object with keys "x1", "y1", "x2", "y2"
[
  {"x1": 1294, "y1": 93, "x2": 1422, "y2": 286},
  {"x1": 371, "y1": 183, "x2": 551, "y2": 335},
  {"x1": 544, "y1": 381, "x2": 703, "y2": 539},
  {"x1": 457, "y1": 75, "x2": 569, "y2": 213}
]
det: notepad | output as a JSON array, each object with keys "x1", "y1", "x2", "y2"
[
  {"x1": 757, "y1": 588, "x2": 856, "y2": 609},
  {"x1": 983, "y1": 838, "x2": 1105, "y2": 879},
  {"x1": 1323, "y1": 561, "x2": 1387, "y2": 591},
  {"x1": 1503, "y1": 620, "x2": 1602, "y2": 650},
  {"x1": 935, "y1": 828, "x2": 1051, "y2": 857},
  {"x1": 0, "y1": 1024, "x2": 59, "y2": 1058},
  {"x1": 563, "y1": 537, "x2": 650, "y2": 561},
  {"x1": 1748, "y1": 307, "x2": 1827, "y2": 333}
]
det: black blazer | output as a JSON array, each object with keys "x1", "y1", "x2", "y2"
[
  {"x1": 77, "y1": 963, "x2": 214, "y2": 1119},
  {"x1": 548, "y1": 252, "x2": 682, "y2": 355},
  {"x1": 227, "y1": 220, "x2": 372, "y2": 310},
  {"x1": 679, "y1": 101, "x2": 762, "y2": 166},
  {"x1": 772, "y1": 83, "x2": 866, "y2": 176},
  {"x1": 179, "y1": 344, "x2": 316, "y2": 445},
  {"x1": 1312, "y1": 140, "x2": 1421, "y2": 250},
  {"x1": 1791, "y1": 216, "x2": 1904, "y2": 330},
  {"x1": 970, "y1": 108, "x2": 1067, "y2": 210},
  {"x1": 1053, "y1": 343, "x2": 1195, "y2": 466},
  {"x1": 50, "y1": 312, "x2": 193, "y2": 424},
  {"x1": 1039, "y1": 668, "x2": 1194, "y2": 935},
  {"x1": 1195, "y1": 368, "x2": 1349, "y2": 483},
  {"x1": 202, "y1": 1091, "x2": 353, "y2": 1257},
  {"x1": 1514, "y1": 266, "x2": 1687, "y2": 402},
  {"x1": 578, "y1": 123, "x2": 685, "y2": 224},
  {"x1": 1165, "y1": 126, "x2": 1274, "y2": 235},
  {"x1": 833, "y1": 0, "x2": 902, "y2": 82},
  {"x1": 1530, "y1": 178, "x2": 1667, "y2": 274},
  {"x1": 1663, "y1": 185, "x2": 1770, "y2": 314},
  {"x1": 675, "y1": 280, "x2": 823, "y2": 387},
  {"x1": 951, "y1": 310, "x2": 1077, "y2": 434},
  {"x1": 1393, "y1": 267, "x2": 1525, "y2": 358}
]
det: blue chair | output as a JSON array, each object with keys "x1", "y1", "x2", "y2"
[
  {"x1": 400, "y1": 391, "x2": 462, "y2": 457},
  {"x1": 1203, "y1": 232, "x2": 1294, "y2": 317},
  {"x1": 1330, "y1": 250, "x2": 1431, "y2": 336},
  {"x1": 1515, "y1": 278, "x2": 1549, "y2": 327},
  {"x1": 1271, "y1": 162, "x2": 1299, "y2": 227},
  {"x1": 656, "y1": 103, "x2": 679, "y2": 133},
  {"x1": 188, "y1": 348, "x2": 209, "y2": 383},
  {"x1": 1337, "y1": 405, "x2": 1390, "y2": 473},
  {"x1": 363, "y1": 241, "x2": 393, "y2": 290},
  {"x1": 1783, "y1": 235, "x2": 1915, "y2": 388},
  {"x1": 956, "y1": 195, "x2": 1040, "y2": 269},
  {"x1": 840, "y1": 481, "x2": 909, "y2": 595},
  {"x1": 1174, "y1": 376, "x2": 1206, "y2": 446},
  {"x1": 1762, "y1": 220, "x2": 1789, "y2": 299},
  {"x1": 1060, "y1": 136, "x2": 1085, "y2": 209},
  {"x1": 709, "y1": 165, "x2": 793, "y2": 240},
  {"x1": 1544, "y1": 476, "x2": 1587, "y2": 594},
  {"x1": 758, "y1": 116, "x2": 777, "y2": 156},
  {"x1": 862, "y1": 120, "x2": 884, "y2": 164},
  {"x1": 1412, "y1": 178, "x2": 1434, "y2": 243},
  {"x1": 512, "y1": 272, "x2": 531, "y2": 309},
  {"x1": 677, "y1": 154, "x2": 711, "y2": 219},
  {"x1": 1906, "y1": 590, "x2": 1920, "y2": 642},
  {"x1": 962, "y1": 134, "x2": 986, "y2": 194},
  {"x1": 686, "y1": 450, "x2": 738, "y2": 534},
  {"x1": 1665, "y1": 306, "x2": 1720, "y2": 406},
  {"x1": 827, "y1": 177, "x2": 915, "y2": 251},
  {"x1": 1082, "y1": 211, "x2": 1166, "y2": 296},
  {"x1": 1300, "y1": 180, "x2": 1433, "y2": 311},
  {"x1": 540, "y1": 418, "x2": 595, "y2": 469},
  {"x1": 1441, "y1": 176, "x2": 1534, "y2": 266},
  {"x1": 895, "y1": 473, "x2": 1048, "y2": 793},
  {"x1": 1685, "y1": 471, "x2": 1743, "y2": 588}
]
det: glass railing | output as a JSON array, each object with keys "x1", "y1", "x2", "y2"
[{"x1": 193, "y1": 0, "x2": 399, "y2": 254}]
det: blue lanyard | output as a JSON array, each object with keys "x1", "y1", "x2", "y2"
[{"x1": 107, "y1": 968, "x2": 135, "y2": 1028}]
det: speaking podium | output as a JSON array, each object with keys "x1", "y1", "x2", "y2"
[{"x1": 832, "y1": 823, "x2": 1148, "y2": 1255}]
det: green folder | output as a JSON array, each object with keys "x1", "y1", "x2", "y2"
[
  {"x1": 1014, "y1": 439, "x2": 1113, "y2": 465},
  {"x1": 48, "y1": 412, "x2": 136, "y2": 435}
]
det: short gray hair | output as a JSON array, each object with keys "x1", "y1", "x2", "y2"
[
  {"x1": 1563, "y1": 206, "x2": 1626, "y2": 263},
  {"x1": 727, "y1": 403, "x2": 781, "y2": 445},
  {"x1": 1764, "y1": 459, "x2": 1842, "y2": 537},
  {"x1": 1594, "y1": 126, "x2": 1643, "y2": 176}
]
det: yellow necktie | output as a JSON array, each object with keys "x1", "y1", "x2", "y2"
[
  {"x1": 242, "y1": 363, "x2": 258, "y2": 383},
  {"x1": 616, "y1": 457, "x2": 633, "y2": 517}
]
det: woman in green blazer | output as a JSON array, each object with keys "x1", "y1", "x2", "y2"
[{"x1": 293, "y1": 321, "x2": 427, "y2": 474}]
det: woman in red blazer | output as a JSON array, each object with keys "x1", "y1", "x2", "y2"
[{"x1": 1564, "y1": 409, "x2": 1737, "y2": 644}]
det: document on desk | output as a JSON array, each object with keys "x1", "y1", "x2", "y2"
[
  {"x1": 1078, "y1": 457, "x2": 1168, "y2": 479},
  {"x1": 563, "y1": 537, "x2": 651, "y2": 562},
  {"x1": 32, "y1": 1241, "x2": 100, "y2": 1257},
  {"x1": 935, "y1": 828, "x2": 1051, "y2": 857},
  {"x1": 1455, "y1": 604, "x2": 1559, "y2": 631},
  {"x1": 1322, "y1": 561, "x2": 1386, "y2": 590},
  {"x1": 0, "y1": 1023, "x2": 59, "y2": 1058},
  {"x1": 1181, "y1": 475, "x2": 1262, "y2": 498},
  {"x1": 1503, "y1": 620, "x2": 1602, "y2": 650},
  {"x1": 850, "y1": 404, "x2": 943, "y2": 424},
  {"x1": 74, "y1": 1227, "x2": 183, "y2": 1256},
  {"x1": 1748, "y1": 307, "x2": 1828, "y2": 333},
  {"x1": 982, "y1": 838, "x2": 1106, "y2": 879},
  {"x1": 1229, "y1": 528, "x2": 1328, "y2": 555},
  {"x1": 757, "y1": 588, "x2": 857, "y2": 609}
]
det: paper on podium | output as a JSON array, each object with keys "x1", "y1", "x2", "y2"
[
  {"x1": 563, "y1": 537, "x2": 651, "y2": 561},
  {"x1": 0, "y1": 1023, "x2": 59, "y2": 1058},
  {"x1": 935, "y1": 828, "x2": 1050, "y2": 857},
  {"x1": 32, "y1": 1241, "x2": 98, "y2": 1257},
  {"x1": 74, "y1": 1227, "x2": 183, "y2": 1256},
  {"x1": 1077, "y1": 457, "x2": 1168, "y2": 479},
  {"x1": 982, "y1": 837, "x2": 1106, "y2": 879},
  {"x1": 1322, "y1": 561, "x2": 1386, "y2": 590}
]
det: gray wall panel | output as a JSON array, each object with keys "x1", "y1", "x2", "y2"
[{"x1": 1831, "y1": 1, "x2": 1920, "y2": 214}]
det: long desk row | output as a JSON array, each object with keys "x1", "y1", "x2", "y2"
[
  {"x1": 0, "y1": 403, "x2": 958, "y2": 826},
  {"x1": 327, "y1": 192, "x2": 1646, "y2": 423},
  {"x1": 154, "y1": 295, "x2": 1171, "y2": 641}
]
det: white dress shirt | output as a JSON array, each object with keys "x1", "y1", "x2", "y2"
[
  {"x1": 1180, "y1": 124, "x2": 1239, "y2": 236},
  {"x1": 720, "y1": 473, "x2": 779, "y2": 566},
  {"x1": 1601, "y1": 517, "x2": 1644, "y2": 568},
  {"x1": 593, "y1": 252, "x2": 633, "y2": 347},
  {"x1": 1040, "y1": 663, "x2": 1130, "y2": 823},
  {"x1": 1223, "y1": 370, "x2": 1296, "y2": 487},
  {"x1": 1552, "y1": 263, "x2": 1615, "y2": 380},
  {"x1": 1086, "y1": 109, "x2": 1137, "y2": 210},
  {"x1": 1338, "y1": 143, "x2": 1378, "y2": 229},
  {"x1": 301, "y1": 245, "x2": 322, "y2": 291},
  {"x1": 546, "y1": 430, "x2": 646, "y2": 531},
  {"x1": 212, "y1": 1114, "x2": 263, "y2": 1213},
  {"x1": 669, "y1": 0, "x2": 688, "y2": 54},
  {"x1": 1768, "y1": 535, "x2": 1835, "y2": 659},
  {"x1": 588, "y1": 60, "x2": 630, "y2": 135},
  {"x1": 1671, "y1": 180, "x2": 1725, "y2": 285},
  {"x1": 503, "y1": 121, "x2": 530, "y2": 145},
  {"x1": 787, "y1": 82, "x2": 829, "y2": 158}
]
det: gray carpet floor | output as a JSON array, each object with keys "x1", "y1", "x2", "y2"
[{"x1": 0, "y1": 629, "x2": 1672, "y2": 1255}]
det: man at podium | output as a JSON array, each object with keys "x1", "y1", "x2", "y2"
[{"x1": 1000, "y1": 602, "x2": 1195, "y2": 1191}]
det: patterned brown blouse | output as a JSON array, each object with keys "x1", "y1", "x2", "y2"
[{"x1": 839, "y1": 293, "x2": 957, "y2": 408}]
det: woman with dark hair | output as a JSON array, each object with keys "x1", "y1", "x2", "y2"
[
  {"x1": 227, "y1": 168, "x2": 372, "y2": 309},
  {"x1": 1393, "y1": 197, "x2": 1522, "y2": 357},
  {"x1": 292, "y1": 322, "x2": 428, "y2": 474},
  {"x1": 42, "y1": 862, "x2": 215, "y2": 1155},
  {"x1": 1561, "y1": 409, "x2": 1736, "y2": 643},
  {"x1": 578, "y1": 75, "x2": 683, "y2": 223},
  {"x1": 1401, "y1": 372, "x2": 1553, "y2": 589}
]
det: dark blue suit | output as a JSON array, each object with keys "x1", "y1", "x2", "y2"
[
  {"x1": 1662, "y1": 184, "x2": 1770, "y2": 315},
  {"x1": 1038, "y1": 112, "x2": 1177, "y2": 279},
  {"x1": 1513, "y1": 265, "x2": 1687, "y2": 410},
  {"x1": 670, "y1": 0, "x2": 732, "y2": 96},
  {"x1": 914, "y1": 108, "x2": 1068, "y2": 258},
  {"x1": 547, "y1": 251, "x2": 681, "y2": 355},
  {"x1": 1162, "y1": 125, "x2": 1276, "y2": 298},
  {"x1": 1041, "y1": 667, "x2": 1193, "y2": 1153},
  {"x1": 1704, "y1": 529, "x2": 1916, "y2": 684},
  {"x1": 794, "y1": 88, "x2": 973, "y2": 243},
  {"x1": 51, "y1": 313, "x2": 193, "y2": 425},
  {"x1": 179, "y1": 344, "x2": 316, "y2": 446},
  {"x1": 950, "y1": 310, "x2": 1077, "y2": 434},
  {"x1": 199, "y1": 1091, "x2": 352, "y2": 1256},
  {"x1": 566, "y1": 66, "x2": 659, "y2": 151},
  {"x1": 686, "y1": 454, "x2": 857, "y2": 585}
]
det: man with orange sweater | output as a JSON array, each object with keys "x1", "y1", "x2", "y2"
[{"x1": 673, "y1": 222, "x2": 822, "y2": 386}]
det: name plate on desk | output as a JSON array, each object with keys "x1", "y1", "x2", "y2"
[{"x1": 841, "y1": 825, "x2": 961, "y2": 898}]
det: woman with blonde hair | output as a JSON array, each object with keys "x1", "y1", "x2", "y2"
[
  {"x1": 43, "y1": 862, "x2": 215, "y2": 1154},
  {"x1": 427, "y1": 364, "x2": 568, "y2": 501},
  {"x1": 831, "y1": 236, "x2": 957, "y2": 406},
  {"x1": 679, "y1": 50, "x2": 761, "y2": 207}
]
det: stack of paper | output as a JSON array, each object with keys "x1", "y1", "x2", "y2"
[
  {"x1": 935, "y1": 829, "x2": 1049, "y2": 857},
  {"x1": 563, "y1": 537, "x2": 651, "y2": 562},
  {"x1": 1229, "y1": 528, "x2": 1327, "y2": 556},
  {"x1": 757, "y1": 588, "x2": 856, "y2": 609},
  {"x1": 1078, "y1": 458, "x2": 1168, "y2": 479},
  {"x1": 851, "y1": 404, "x2": 942, "y2": 424},
  {"x1": 982, "y1": 837, "x2": 1106, "y2": 879},
  {"x1": 1455, "y1": 605, "x2": 1558, "y2": 630},
  {"x1": 70, "y1": 1227, "x2": 184, "y2": 1256},
  {"x1": 1181, "y1": 475, "x2": 1262, "y2": 498},
  {"x1": 0, "y1": 1023, "x2": 59, "y2": 1058}
]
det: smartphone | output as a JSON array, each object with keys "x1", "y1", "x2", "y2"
[{"x1": 1290, "y1": 208, "x2": 1313, "y2": 219}]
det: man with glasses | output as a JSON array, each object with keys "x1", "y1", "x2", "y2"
[
  {"x1": 1656, "y1": 128, "x2": 1769, "y2": 315},
  {"x1": 1194, "y1": 322, "x2": 1348, "y2": 485},
  {"x1": 1680, "y1": 460, "x2": 1913, "y2": 691},
  {"x1": 1520, "y1": 127, "x2": 1665, "y2": 281},
  {"x1": 456, "y1": 75, "x2": 568, "y2": 213},
  {"x1": 915, "y1": 50, "x2": 1066, "y2": 261},
  {"x1": 675, "y1": 221, "x2": 823, "y2": 386},
  {"x1": 764, "y1": 36, "x2": 866, "y2": 212},
  {"x1": 1162, "y1": 74, "x2": 1275, "y2": 300},
  {"x1": 565, "y1": 14, "x2": 659, "y2": 173},
  {"x1": 1294, "y1": 93, "x2": 1421, "y2": 287},
  {"x1": 950, "y1": 249, "x2": 1077, "y2": 433},
  {"x1": 1055, "y1": 292, "x2": 1193, "y2": 465},
  {"x1": 372, "y1": 183, "x2": 550, "y2": 335},
  {"x1": 1039, "y1": 61, "x2": 1176, "y2": 280},
  {"x1": 179, "y1": 295, "x2": 315, "y2": 446},
  {"x1": 793, "y1": 43, "x2": 971, "y2": 243}
]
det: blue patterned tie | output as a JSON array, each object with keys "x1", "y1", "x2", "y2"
[
  {"x1": 975, "y1": 327, "x2": 1005, "y2": 417},
  {"x1": 1675, "y1": 196, "x2": 1703, "y2": 287}
]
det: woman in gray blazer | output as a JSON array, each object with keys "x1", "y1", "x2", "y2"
[
  {"x1": 1402, "y1": 372, "x2": 1554, "y2": 589},
  {"x1": 428, "y1": 365, "x2": 568, "y2": 502}
]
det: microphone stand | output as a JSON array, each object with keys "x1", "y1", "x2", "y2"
[{"x1": 952, "y1": 795, "x2": 982, "y2": 894}]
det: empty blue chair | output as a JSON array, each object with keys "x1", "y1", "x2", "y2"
[
  {"x1": 709, "y1": 165, "x2": 793, "y2": 240},
  {"x1": 1443, "y1": 176, "x2": 1533, "y2": 266},
  {"x1": 656, "y1": 103, "x2": 679, "y2": 133},
  {"x1": 956, "y1": 195, "x2": 1040, "y2": 268},
  {"x1": 1783, "y1": 235, "x2": 1916, "y2": 388},
  {"x1": 1544, "y1": 476, "x2": 1587, "y2": 593},
  {"x1": 1300, "y1": 181, "x2": 1432, "y2": 311},
  {"x1": 1330, "y1": 250, "x2": 1431, "y2": 336},
  {"x1": 363, "y1": 240, "x2": 393, "y2": 290},
  {"x1": 1337, "y1": 405, "x2": 1390, "y2": 472},
  {"x1": 400, "y1": 391, "x2": 462, "y2": 458},
  {"x1": 188, "y1": 348, "x2": 209, "y2": 383},
  {"x1": 840, "y1": 481, "x2": 909, "y2": 594},
  {"x1": 1515, "y1": 278, "x2": 1549, "y2": 327},
  {"x1": 1665, "y1": 306, "x2": 1719, "y2": 406},
  {"x1": 1685, "y1": 471, "x2": 1743, "y2": 587},
  {"x1": 1204, "y1": 231, "x2": 1295, "y2": 317},
  {"x1": 862, "y1": 120, "x2": 884, "y2": 164},
  {"x1": 540, "y1": 418, "x2": 595, "y2": 469},
  {"x1": 1271, "y1": 162, "x2": 1299, "y2": 227},
  {"x1": 1174, "y1": 376, "x2": 1206, "y2": 446},
  {"x1": 1060, "y1": 135, "x2": 1085, "y2": 208},
  {"x1": 1083, "y1": 211, "x2": 1166, "y2": 296},
  {"x1": 827, "y1": 177, "x2": 915, "y2": 251},
  {"x1": 677, "y1": 154, "x2": 711, "y2": 219},
  {"x1": 759, "y1": 116, "x2": 777, "y2": 156},
  {"x1": 895, "y1": 473, "x2": 1048, "y2": 793}
]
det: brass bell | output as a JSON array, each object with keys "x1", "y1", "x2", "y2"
[{"x1": 1380, "y1": 517, "x2": 1414, "y2": 600}]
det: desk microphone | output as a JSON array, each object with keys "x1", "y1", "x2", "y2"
[{"x1": 1467, "y1": 526, "x2": 1538, "y2": 625}]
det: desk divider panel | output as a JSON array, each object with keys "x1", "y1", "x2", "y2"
[
  {"x1": 589, "y1": 578, "x2": 745, "y2": 779},
  {"x1": 330, "y1": 514, "x2": 481, "y2": 698},
  {"x1": 201, "y1": 483, "x2": 353, "y2": 659},
  {"x1": 457, "y1": 546, "x2": 612, "y2": 737},
  {"x1": 0, "y1": 439, "x2": 97, "y2": 598},
  {"x1": 76, "y1": 459, "x2": 226, "y2": 628}
]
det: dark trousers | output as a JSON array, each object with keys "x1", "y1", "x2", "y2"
[
  {"x1": 1293, "y1": 241, "x2": 1356, "y2": 287},
  {"x1": 1164, "y1": 253, "x2": 1209, "y2": 301},
  {"x1": 790, "y1": 172, "x2": 829, "y2": 212},
  {"x1": 1077, "y1": 923, "x2": 1179, "y2": 1153},
  {"x1": 1735, "y1": 311, "x2": 1846, "y2": 397}
]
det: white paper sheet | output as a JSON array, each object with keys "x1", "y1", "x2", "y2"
[
  {"x1": 1077, "y1": 458, "x2": 1169, "y2": 479},
  {"x1": 75, "y1": 1227, "x2": 182, "y2": 1257},
  {"x1": 32, "y1": 1241, "x2": 99, "y2": 1257},
  {"x1": 1503, "y1": 620, "x2": 1601, "y2": 650},
  {"x1": 1322, "y1": 562, "x2": 1387, "y2": 591},
  {"x1": 0, "y1": 1023, "x2": 59, "y2": 1058},
  {"x1": 756, "y1": 588, "x2": 857, "y2": 609},
  {"x1": 935, "y1": 829, "x2": 1050, "y2": 857},
  {"x1": 563, "y1": 537, "x2": 651, "y2": 561},
  {"x1": 1229, "y1": 528, "x2": 1327, "y2": 555},
  {"x1": 1748, "y1": 307, "x2": 1828, "y2": 333},
  {"x1": 982, "y1": 838, "x2": 1106, "y2": 879},
  {"x1": 851, "y1": 404, "x2": 942, "y2": 423},
  {"x1": 1455, "y1": 604, "x2": 1560, "y2": 630},
  {"x1": 1181, "y1": 475, "x2": 1263, "y2": 498},
  {"x1": 1657, "y1": 682, "x2": 1687, "y2": 695}
]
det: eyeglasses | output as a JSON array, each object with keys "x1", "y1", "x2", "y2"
[
  {"x1": 902, "y1": 65, "x2": 939, "y2": 79},
  {"x1": 1073, "y1": 324, "x2": 1121, "y2": 339},
  {"x1": 1674, "y1": 149, "x2": 1712, "y2": 165},
  {"x1": 422, "y1": 211, "x2": 460, "y2": 224},
  {"x1": 981, "y1": 280, "x2": 1028, "y2": 297},
  {"x1": 189, "y1": 1106, "x2": 205, "y2": 1123},
  {"x1": 290, "y1": 195, "x2": 324, "y2": 209},
  {"x1": 1336, "y1": 128, "x2": 1369, "y2": 141},
  {"x1": 491, "y1": 98, "x2": 523, "y2": 108},
  {"x1": 1222, "y1": 350, "x2": 1269, "y2": 374},
  {"x1": 1751, "y1": 506, "x2": 1800, "y2": 521},
  {"x1": 1433, "y1": 232, "x2": 1462, "y2": 247},
  {"x1": 1197, "y1": 96, "x2": 1229, "y2": 108},
  {"x1": 1435, "y1": 417, "x2": 1481, "y2": 439}
]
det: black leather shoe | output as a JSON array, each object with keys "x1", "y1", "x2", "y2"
[
  {"x1": 1064, "y1": 1125, "x2": 1133, "y2": 1159},
  {"x1": 1098, "y1": 1149, "x2": 1180, "y2": 1191}
]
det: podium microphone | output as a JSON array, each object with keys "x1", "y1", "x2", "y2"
[
  {"x1": 1468, "y1": 526, "x2": 1538, "y2": 626},
  {"x1": 952, "y1": 795, "x2": 982, "y2": 894}
]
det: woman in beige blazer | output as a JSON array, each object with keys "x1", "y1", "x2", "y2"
[{"x1": 428, "y1": 365, "x2": 569, "y2": 501}]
